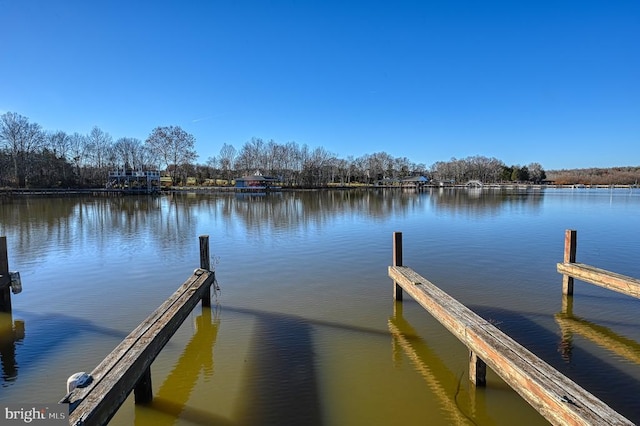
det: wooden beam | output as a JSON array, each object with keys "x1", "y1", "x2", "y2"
[
  {"x1": 556, "y1": 262, "x2": 640, "y2": 299},
  {"x1": 65, "y1": 269, "x2": 215, "y2": 425},
  {"x1": 562, "y1": 229, "x2": 577, "y2": 295},
  {"x1": 388, "y1": 265, "x2": 632, "y2": 426}
]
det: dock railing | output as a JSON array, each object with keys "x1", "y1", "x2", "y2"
[
  {"x1": 388, "y1": 231, "x2": 633, "y2": 426},
  {"x1": 60, "y1": 235, "x2": 216, "y2": 426},
  {"x1": 555, "y1": 228, "x2": 640, "y2": 367},
  {"x1": 557, "y1": 229, "x2": 640, "y2": 299}
]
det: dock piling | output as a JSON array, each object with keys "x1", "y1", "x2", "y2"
[
  {"x1": 134, "y1": 367, "x2": 153, "y2": 404},
  {"x1": 557, "y1": 229, "x2": 640, "y2": 300},
  {"x1": 393, "y1": 232, "x2": 403, "y2": 301},
  {"x1": 469, "y1": 350, "x2": 487, "y2": 387},
  {"x1": 389, "y1": 232, "x2": 633, "y2": 425},
  {"x1": 1, "y1": 237, "x2": 12, "y2": 313},
  {"x1": 63, "y1": 237, "x2": 216, "y2": 425},
  {"x1": 200, "y1": 235, "x2": 211, "y2": 307},
  {"x1": 562, "y1": 230, "x2": 577, "y2": 295}
]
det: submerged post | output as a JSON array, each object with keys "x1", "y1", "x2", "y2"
[
  {"x1": 134, "y1": 367, "x2": 153, "y2": 404},
  {"x1": 0, "y1": 237, "x2": 11, "y2": 313},
  {"x1": 199, "y1": 235, "x2": 211, "y2": 307},
  {"x1": 469, "y1": 350, "x2": 486, "y2": 387},
  {"x1": 562, "y1": 230, "x2": 577, "y2": 295},
  {"x1": 393, "y1": 232, "x2": 403, "y2": 301}
]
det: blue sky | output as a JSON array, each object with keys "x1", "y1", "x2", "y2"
[{"x1": 2, "y1": 0, "x2": 638, "y2": 170}]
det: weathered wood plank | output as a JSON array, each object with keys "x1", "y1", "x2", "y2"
[
  {"x1": 388, "y1": 265, "x2": 633, "y2": 426},
  {"x1": 562, "y1": 230, "x2": 577, "y2": 295},
  {"x1": 66, "y1": 269, "x2": 214, "y2": 426},
  {"x1": 466, "y1": 321, "x2": 628, "y2": 425},
  {"x1": 63, "y1": 270, "x2": 206, "y2": 406},
  {"x1": 469, "y1": 350, "x2": 486, "y2": 387},
  {"x1": 557, "y1": 262, "x2": 640, "y2": 299}
]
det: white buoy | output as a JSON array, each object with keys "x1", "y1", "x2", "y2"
[{"x1": 67, "y1": 372, "x2": 92, "y2": 393}]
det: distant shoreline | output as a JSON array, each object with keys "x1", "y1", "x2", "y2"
[{"x1": 1, "y1": 183, "x2": 638, "y2": 198}]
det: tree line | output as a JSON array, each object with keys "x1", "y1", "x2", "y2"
[
  {"x1": 0, "y1": 112, "x2": 196, "y2": 188},
  {"x1": 0, "y1": 110, "x2": 557, "y2": 189},
  {"x1": 547, "y1": 167, "x2": 640, "y2": 185}
]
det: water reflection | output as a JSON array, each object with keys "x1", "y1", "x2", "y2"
[
  {"x1": 389, "y1": 302, "x2": 476, "y2": 425},
  {"x1": 470, "y1": 302, "x2": 640, "y2": 422},
  {"x1": 0, "y1": 195, "x2": 197, "y2": 261},
  {"x1": 135, "y1": 307, "x2": 221, "y2": 425},
  {"x1": 0, "y1": 190, "x2": 547, "y2": 255},
  {"x1": 0, "y1": 311, "x2": 125, "y2": 388},
  {"x1": 428, "y1": 187, "x2": 544, "y2": 216},
  {"x1": 4, "y1": 189, "x2": 638, "y2": 423},
  {"x1": 556, "y1": 296, "x2": 640, "y2": 365},
  {"x1": 0, "y1": 313, "x2": 24, "y2": 385}
]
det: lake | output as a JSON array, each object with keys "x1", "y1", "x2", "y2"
[{"x1": 1, "y1": 187, "x2": 639, "y2": 425}]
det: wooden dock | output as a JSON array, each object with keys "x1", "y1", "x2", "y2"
[
  {"x1": 389, "y1": 231, "x2": 633, "y2": 426},
  {"x1": 61, "y1": 236, "x2": 216, "y2": 425},
  {"x1": 555, "y1": 228, "x2": 640, "y2": 367},
  {"x1": 558, "y1": 229, "x2": 640, "y2": 299}
]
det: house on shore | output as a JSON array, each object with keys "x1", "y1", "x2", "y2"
[
  {"x1": 107, "y1": 169, "x2": 160, "y2": 193},
  {"x1": 401, "y1": 176, "x2": 429, "y2": 189},
  {"x1": 235, "y1": 172, "x2": 281, "y2": 191}
]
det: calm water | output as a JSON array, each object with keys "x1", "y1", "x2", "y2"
[{"x1": 0, "y1": 188, "x2": 639, "y2": 425}]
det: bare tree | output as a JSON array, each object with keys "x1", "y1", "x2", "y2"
[
  {"x1": 302, "y1": 146, "x2": 333, "y2": 186},
  {"x1": 68, "y1": 132, "x2": 89, "y2": 185},
  {"x1": 47, "y1": 130, "x2": 71, "y2": 159},
  {"x1": 0, "y1": 150, "x2": 12, "y2": 186},
  {"x1": 86, "y1": 126, "x2": 113, "y2": 169},
  {"x1": 218, "y1": 143, "x2": 237, "y2": 183},
  {"x1": 113, "y1": 137, "x2": 145, "y2": 170},
  {"x1": 235, "y1": 137, "x2": 265, "y2": 174},
  {"x1": 83, "y1": 126, "x2": 113, "y2": 185},
  {"x1": 145, "y1": 126, "x2": 198, "y2": 185},
  {"x1": 46, "y1": 130, "x2": 72, "y2": 181},
  {"x1": 0, "y1": 112, "x2": 45, "y2": 187}
]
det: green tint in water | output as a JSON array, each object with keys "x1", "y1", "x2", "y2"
[
  {"x1": 111, "y1": 302, "x2": 547, "y2": 426},
  {"x1": 1, "y1": 189, "x2": 639, "y2": 424}
]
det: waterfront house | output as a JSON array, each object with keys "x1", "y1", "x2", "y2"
[
  {"x1": 401, "y1": 176, "x2": 429, "y2": 189},
  {"x1": 234, "y1": 172, "x2": 280, "y2": 190}
]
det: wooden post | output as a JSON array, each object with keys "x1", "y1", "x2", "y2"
[
  {"x1": 199, "y1": 235, "x2": 211, "y2": 307},
  {"x1": 562, "y1": 230, "x2": 577, "y2": 295},
  {"x1": 134, "y1": 367, "x2": 153, "y2": 404},
  {"x1": 469, "y1": 350, "x2": 486, "y2": 387},
  {"x1": 0, "y1": 237, "x2": 11, "y2": 313},
  {"x1": 393, "y1": 232, "x2": 403, "y2": 301}
]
